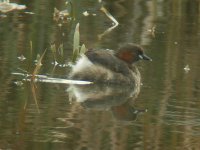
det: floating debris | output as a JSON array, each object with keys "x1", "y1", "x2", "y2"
[
  {"x1": 14, "y1": 81, "x2": 23, "y2": 86},
  {"x1": 51, "y1": 61, "x2": 59, "y2": 66},
  {"x1": 147, "y1": 26, "x2": 156, "y2": 37},
  {"x1": 53, "y1": 2, "x2": 73, "y2": 24},
  {"x1": 184, "y1": 65, "x2": 190, "y2": 73},
  {"x1": 83, "y1": 11, "x2": 89, "y2": 16},
  {"x1": 83, "y1": 11, "x2": 97, "y2": 17},
  {"x1": 58, "y1": 23, "x2": 62, "y2": 27},
  {"x1": 51, "y1": 62, "x2": 68, "y2": 68},
  {"x1": 62, "y1": 63, "x2": 68, "y2": 67},
  {"x1": 174, "y1": 41, "x2": 178, "y2": 45},
  {"x1": 0, "y1": 2, "x2": 26, "y2": 13},
  {"x1": 17, "y1": 55, "x2": 26, "y2": 61},
  {"x1": 24, "y1": 11, "x2": 35, "y2": 15},
  {"x1": 53, "y1": 7, "x2": 71, "y2": 23}
]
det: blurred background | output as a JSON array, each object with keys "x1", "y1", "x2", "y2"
[{"x1": 0, "y1": 0, "x2": 200, "y2": 149}]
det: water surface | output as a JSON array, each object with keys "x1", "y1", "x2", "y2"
[{"x1": 0, "y1": 0, "x2": 200, "y2": 150}]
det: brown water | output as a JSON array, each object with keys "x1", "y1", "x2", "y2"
[{"x1": 0, "y1": 0, "x2": 200, "y2": 150}]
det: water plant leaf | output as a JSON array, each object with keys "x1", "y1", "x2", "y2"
[
  {"x1": 72, "y1": 23, "x2": 80, "y2": 62},
  {"x1": 50, "y1": 43, "x2": 57, "y2": 61},
  {"x1": 59, "y1": 43, "x2": 64, "y2": 57},
  {"x1": 50, "y1": 43, "x2": 56, "y2": 53},
  {"x1": 80, "y1": 44, "x2": 87, "y2": 54},
  {"x1": 30, "y1": 41, "x2": 33, "y2": 56},
  {"x1": 32, "y1": 49, "x2": 47, "y2": 80}
]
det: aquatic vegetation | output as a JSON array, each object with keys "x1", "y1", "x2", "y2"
[
  {"x1": 98, "y1": 6, "x2": 119, "y2": 39},
  {"x1": 100, "y1": 6, "x2": 119, "y2": 26},
  {"x1": 72, "y1": 23, "x2": 87, "y2": 63},
  {"x1": 53, "y1": 8, "x2": 70, "y2": 23},
  {"x1": 50, "y1": 43, "x2": 66, "y2": 67},
  {"x1": 0, "y1": 1, "x2": 26, "y2": 13},
  {"x1": 32, "y1": 49, "x2": 47, "y2": 80},
  {"x1": 72, "y1": 23, "x2": 80, "y2": 62},
  {"x1": 53, "y1": 1, "x2": 73, "y2": 24}
]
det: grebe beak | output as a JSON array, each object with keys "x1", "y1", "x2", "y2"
[{"x1": 139, "y1": 54, "x2": 152, "y2": 61}]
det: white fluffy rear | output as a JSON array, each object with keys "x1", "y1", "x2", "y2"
[
  {"x1": 70, "y1": 55, "x2": 114, "y2": 81},
  {"x1": 71, "y1": 55, "x2": 93, "y2": 74}
]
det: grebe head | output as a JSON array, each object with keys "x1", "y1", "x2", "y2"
[{"x1": 116, "y1": 43, "x2": 152, "y2": 64}]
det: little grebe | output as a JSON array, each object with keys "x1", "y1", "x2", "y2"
[{"x1": 69, "y1": 43, "x2": 152, "y2": 85}]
